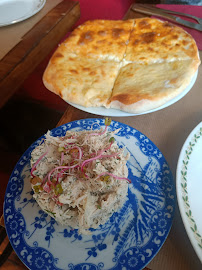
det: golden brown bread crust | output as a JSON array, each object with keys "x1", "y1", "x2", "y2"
[
  {"x1": 109, "y1": 59, "x2": 198, "y2": 113},
  {"x1": 43, "y1": 52, "x2": 121, "y2": 107},
  {"x1": 60, "y1": 19, "x2": 134, "y2": 61},
  {"x1": 124, "y1": 18, "x2": 200, "y2": 64},
  {"x1": 43, "y1": 18, "x2": 201, "y2": 113}
]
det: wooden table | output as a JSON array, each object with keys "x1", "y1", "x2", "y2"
[
  {"x1": 0, "y1": 0, "x2": 80, "y2": 108},
  {"x1": 43, "y1": 5, "x2": 202, "y2": 270},
  {"x1": 1, "y1": 3, "x2": 202, "y2": 270}
]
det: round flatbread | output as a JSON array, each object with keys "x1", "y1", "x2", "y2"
[{"x1": 43, "y1": 18, "x2": 200, "y2": 113}]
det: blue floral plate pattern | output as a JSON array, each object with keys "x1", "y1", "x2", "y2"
[{"x1": 4, "y1": 119, "x2": 176, "y2": 270}]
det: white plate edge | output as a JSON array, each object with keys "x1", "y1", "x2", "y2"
[
  {"x1": 176, "y1": 121, "x2": 202, "y2": 263},
  {"x1": 0, "y1": 0, "x2": 46, "y2": 27}
]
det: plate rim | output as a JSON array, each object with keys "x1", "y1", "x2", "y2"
[
  {"x1": 0, "y1": 0, "x2": 46, "y2": 27},
  {"x1": 4, "y1": 118, "x2": 176, "y2": 270},
  {"x1": 176, "y1": 121, "x2": 202, "y2": 262}
]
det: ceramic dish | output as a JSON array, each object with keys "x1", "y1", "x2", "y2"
[
  {"x1": 68, "y1": 71, "x2": 198, "y2": 117},
  {"x1": 0, "y1": 0, "x2": 46, "y2": 27},
  {"x1": 176, "y1": 121, "x2": 202, "y2": 263},
  {"x1": 4, "y1": 119, "x2": 176, "y2": 270}
]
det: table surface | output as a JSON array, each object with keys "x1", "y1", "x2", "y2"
[
  {"x1": 1, "y1": 2, "x2": 202, "y2": 270},
  {"x1": 56, "y1": 61, "x2": 202, "y2": 270},
  {"x1": 0, "y1": 0, "x2": 80, "y2": 109}
]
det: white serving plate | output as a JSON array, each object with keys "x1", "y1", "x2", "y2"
[
  {"x1": 176, "y1": 121, "x2": 202, "y2": 262},
  {"x1": 0, "y1": 0, "x2": 46, "y2": 27}
]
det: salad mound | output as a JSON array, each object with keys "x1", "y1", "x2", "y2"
[{"x1": 30, "y1": 119, "x2": 130, "y2": 234}]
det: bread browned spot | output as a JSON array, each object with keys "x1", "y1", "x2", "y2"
[
  {"x1": 53, "y1": 53, "x2": 63, "y2": 58},
  {"x1": 140, "y1": 32, "x2": 156, "y2": 44},
  {"x1": 98, "y1": 30, "x2": 107, "y2": 36},
  {"x1": 70, "y1": 69, "x2": 78, "y2": 74},
  {"x1": 112, "y1": 28, "x2": 125, "y2": 38}
]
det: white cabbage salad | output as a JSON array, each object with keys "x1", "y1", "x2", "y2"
[{"x1": 30, "y1": 118, "x2": 130, "y2": 234}]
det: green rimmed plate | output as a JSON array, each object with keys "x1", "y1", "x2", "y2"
[{"x1": 176, "y1": 121, "x2": 202, "y2": 262}]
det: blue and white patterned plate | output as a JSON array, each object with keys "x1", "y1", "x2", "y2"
[{"x1": 4, "y1": 119, "x2": 176, "y2": 270}]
